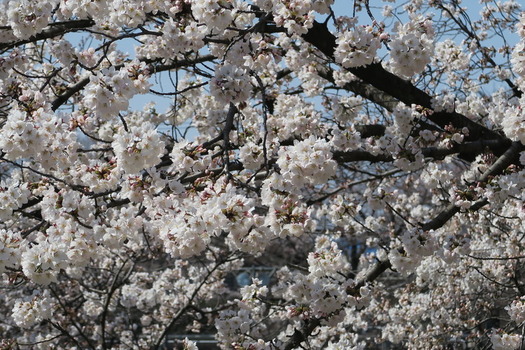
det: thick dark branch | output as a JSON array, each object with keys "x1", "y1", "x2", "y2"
[
  {"x1": 333, "y1": 150, "x2": 392, "y2": 163},
  {"x1": 353, "y1": 259, "x2": 392, "y2": 293},
  {"x1": 421, "y1": 141, "x2": 522, "y2": 231},
  {"x1": 0, "y1": 19, "x2": 95, "y2": 53},
  {"x1": 51, "y1": 78, "x2": 90, "y2": 111},
  {"x1": 20, "y1": 221, "x2": 46, "y2": 238},
  {"x1": 355, "y1": 124, "x2": 386, "y2": 138},
  {"x1": 301, "y1": 21, "x2": 507, "y2": 145},
  {"x1": 148, "y1": 54, "x2": 216, "y2": 73},
  {"x1": 319, "y1": 70, "x2": 399, "y2": 112},
  {"x1": 333, "y1": 139, "x2": 511, "y2": 164},
  {"x1": 478, "y1": 141, "x2": 522, "y2": 183},
  {"x1": 424, "y1": 139, "x2": 511, "y2": 160},
  {"x1": 283, "y1": 319, "x2": 322, "y2": 350}
]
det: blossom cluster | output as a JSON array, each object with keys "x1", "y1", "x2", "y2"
[
  {"x1": 511, "y1": 13, "x2": 525, "y2": 91},
  {"x1": 210, "y1": 64, "x2": 252, "y2": 105},
  {"x1": 267, "y1": 95, "x2": 324, "y2": 141},
  {"x1": 215, "y1": 279, "x2": 271, "y2": 348},
  {"x1": 434, "y1": 39, "x2": 470, "y2": 71},
  {"x1": 155, "y1": 181, "x2": 261, "y2": 258},
  {"x1": 279, "y1": 236, "x2": 357, "y2": 327},
  {"x1": 334, "y1": 25, "x2": 381, "y2": 68},
  {"x1": 507, "y1": 297, "x2": 525, "y2": 324},
  {"x1": 83, "y1": 61, "x2": 151, "y2": 119},
  {"x1": 6, "y1": 0, "x2": 54, "y2": 40},
  {"x1": 276, "y1": 136, "x2": 337, "y2": 190},
  {"x1": 136, "y1": 18, "x2": 206, "y2": 59},
  {"x1": 1, "y1": 1, "x2": 525, "y2": 349},
  {"x1": 491, "y1": 332, "x2": 522, "y2": 350},
  {"x1": 112, "y1": 122, "x2": 166, "y2": 174},
  {"x1": 0, "y1": 107, "x2": 79, "y2": 172},
  {"x1": 256, "y1": 0, "x2": 334, "y2": 36},
  {"x1": 11, "y1": 291, "x2": 54, "y2": 329},
  {"x1": 500, "y1": 97, "x2": 525, "y2": 145},
  {"x1": 389, "y1": 228, "x2": 438, "y2": 276},
  {"x1": 0, "y1": 229, "x2": 21, "y2": 273},
  {"x1": 388, "y1": 15, "x2": 434, "y2": 78}
]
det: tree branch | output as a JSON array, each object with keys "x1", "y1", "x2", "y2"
[
  {"x1": 0, "y1": 19, "x2": 96, "y2": 53},
  {"x1": 301, "y1": 20, "x2": 507, "y2": 145}
]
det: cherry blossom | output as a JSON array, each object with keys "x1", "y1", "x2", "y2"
[{"x1": 1, "y1": 0, "x2": 525, "y2": 349}]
